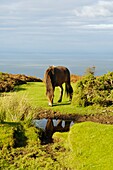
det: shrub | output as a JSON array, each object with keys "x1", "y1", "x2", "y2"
[{"x1": 73, "y1": 72, "x2": 113, "y2": 107}]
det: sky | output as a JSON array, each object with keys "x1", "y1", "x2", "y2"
[{"x1": 0, "y1": 0, "x2": 113, "y2": 56}]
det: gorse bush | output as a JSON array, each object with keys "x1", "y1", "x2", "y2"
[
  {"x1": 0, "y1": 93, "x2": 34, "y2": 122},
  {"x1": 73, "y1": 72, "x2": 113, "y2": 107}
]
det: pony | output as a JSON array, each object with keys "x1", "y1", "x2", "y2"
[{"x1": 44, "y1": 66, "x2": 73, "y2": 106}]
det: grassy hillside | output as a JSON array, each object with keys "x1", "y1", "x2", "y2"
[{"x1": 53, "y1": 121, "x2": 113, "y2": 170}]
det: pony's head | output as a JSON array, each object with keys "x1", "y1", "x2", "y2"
[{"x1": 45, "y1": 66, "x2": 55, "y2": 106}]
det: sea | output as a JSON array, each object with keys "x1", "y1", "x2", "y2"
[{"x1": 0, "y1": 52, "x2": 113, "y2": 79}]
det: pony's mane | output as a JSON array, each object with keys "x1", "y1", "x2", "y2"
[
  {"x1": 45, "y1": 66, "x2": 54, "y2": 95},
  {"x1": 45, "y1": 66, "x2": 55, "y2": 78},
  {"x1": 47, "y1": 65, "x2": 55, "y2": 73}
]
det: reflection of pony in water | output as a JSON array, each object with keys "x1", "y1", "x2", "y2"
[{"x1": 44, "y1": 66, "x2": 73, "y2": 106}]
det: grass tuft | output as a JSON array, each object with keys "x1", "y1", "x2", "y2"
[{"x1": 0, "y1": 93, "x2": 34, "y2": 123}]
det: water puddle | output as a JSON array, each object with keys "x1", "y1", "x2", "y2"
[
  {"x1": 33, "y1": 118, "x2": 74, "y2": 144},
  {"x1": 32, "y1": 112, "x2": 113, "y2": 144}
]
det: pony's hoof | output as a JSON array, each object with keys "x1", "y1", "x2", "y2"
[
  {"x1": 48, "y1": 102, "x2": 53, "y2": 107},
  {"x1": 58, "y1": 99, "x2": 61, "y2": 103}
]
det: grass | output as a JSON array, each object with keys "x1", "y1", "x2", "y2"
[
  {"x1": 53, "y1": 122, "x2": 113, "y2": 170},
  {"x1": 69, "y1": 122, "x2": 113, "y2": 169},
  {"x1": 1, "y1": 82, "x2": 113, "y2": 169},
  {"x1": 0, "y1": 121, "x2": 66, "y2": 169},
  {"x1": 1, "y1": 121, "x2": 113, "y2": 169},
  {"x1": 0, "y1": 92, "x2": 34, "y2": 123},
  {"x1": 0, "y1": 122, "x2": 41, "y2": 169},
  {"x1": 0, "y1": 122, "x2": 16, "y2": 149},
  {"x1": 11, "y1": 82, "x2": 113, "y2": 116}
]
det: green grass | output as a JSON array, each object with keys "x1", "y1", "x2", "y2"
[
  {"x1": 0, "y1": 121, "x2": 66, "y2": 169},
  {"x1": 53, "y1": 121, "x2": 113, "y2": 170},
  {"x1": 12, "y1": 82, "x2": 113, "y2": 115},
  {"x1": 0, "y1": 122, "x2": 16, "y2": 149}
]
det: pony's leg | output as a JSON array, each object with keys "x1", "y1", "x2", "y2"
[
  {"x1": 65, "y1": 83, "x2": 73, "y2": 101},
  {"x1": 58, "y1": 86, "x2": 63, "y2": 102},
  {"x1": 69, "y1": 85, "x2": 73, "y2": 101},
  {"x1": 48, "y1": 100, "x2": 53, "y2": 106}
]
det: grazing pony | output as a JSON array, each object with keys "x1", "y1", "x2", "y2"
[{"x1": 44, "y1": 66, "x2": 73, "y2": 106}]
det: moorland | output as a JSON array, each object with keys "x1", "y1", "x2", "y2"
[{"x1": 1, "y1": 70, "x2": 113, "y2": 169}]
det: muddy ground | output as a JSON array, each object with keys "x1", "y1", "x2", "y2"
[{"x1": 34, "y1": 109, "x2": 113, "y2": 125}]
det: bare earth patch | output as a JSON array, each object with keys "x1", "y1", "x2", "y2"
[{"x1": 35, "y1": 109, "x2": 113, "y2": 125}]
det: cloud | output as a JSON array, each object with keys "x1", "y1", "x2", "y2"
[
  {"x1": 0, "y1": 0, "x2": 112, "y2": 35},
  {"x1": 0, "y1": 27, "x2": 16, "y2": 31},
  {"x1": 73, "y1": 0, "x2": 113, "y2": 17},
  {"x1": 84, "y1": 24, "x2": 113, "y2": 29},
  {"x1": 0, "y1": 0, "x2": 113, "y2": 53}
]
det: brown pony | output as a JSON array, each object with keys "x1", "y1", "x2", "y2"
[{"x1": 44, "y1": 66, "x2": 73, "y2": 106}]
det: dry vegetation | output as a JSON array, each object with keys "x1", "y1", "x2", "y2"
[
  {"x1": 71, "y1": 74, "x2": 82, "y2": 83},
  {"x1": 0, "y1": 72, "x2": 42, "y2": 92}
]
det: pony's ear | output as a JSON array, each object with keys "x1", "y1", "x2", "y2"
[
  {"x1": 51, "y1": 67, "x2": 54, "y2": 75},
  {"x1": 49, "y1": 65, "x2": 55, "y2": 75},
  {"x1": 48, "y1": 66, "x2": 54, "y2": 76}
]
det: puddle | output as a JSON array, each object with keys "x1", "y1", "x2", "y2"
[
  {"x1": 32, "y1": 112, "x2": 113, "y2": 144},
  {"x1": 33, "y1": 118, "x2": 74, "y2": 144}
]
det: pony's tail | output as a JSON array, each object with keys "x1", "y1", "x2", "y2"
[{"x1": 65, "y1": 83, "x2": 73, "y2": 100}]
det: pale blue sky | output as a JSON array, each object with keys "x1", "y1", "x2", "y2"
[{"x1": 0, "y1": 0, "x2": 113, "y2": 55}]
